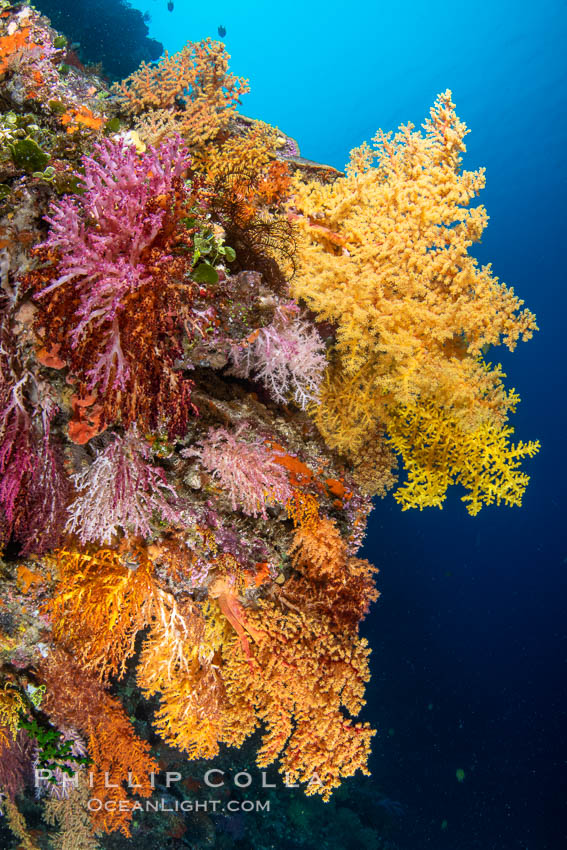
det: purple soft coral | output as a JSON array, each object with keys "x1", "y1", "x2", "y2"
[
  {"x1": 66, "y1": 427, "x2": 184, "y2": 545},
  {"x1": 0, "y1": 407, "x2": 69, "y2": 555},
  {"x1": 35, "y1": 135, "x2": 190, "y2": 391}
]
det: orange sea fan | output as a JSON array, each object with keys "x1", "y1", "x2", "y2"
[{"x1": 43, "y1": 546, "x2": 158, "y2": 681}]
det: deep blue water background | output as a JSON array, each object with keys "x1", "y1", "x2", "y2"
[{"x1": 134, "y1": 2, "x2": 565, "y2": 847}]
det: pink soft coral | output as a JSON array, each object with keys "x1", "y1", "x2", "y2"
[
  {"x1": 183, "y1": 425, "x2": 292, "y2": 519},
  {"x1": 66, "y1": 427, "x2": 183, "y2": 545},
  {"x1": 228, "y1": 303, "x2": 326, "y2": 409},
  {"x1": 35, "y1": 135, "x2": 190, "y2": 392}
]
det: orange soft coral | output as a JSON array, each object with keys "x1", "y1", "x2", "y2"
[
  {"x1": 220, "y1": 600, "x2": 374, "y2": 800},
  {"x1": 43, "y1": 546, "x2": 158, "y2": 681},
  {"x1": 113, "y1": 39, "x2": 249, "y2": 149},
  {"x1": 39, "y1": 649, "x2": 158, "y2": 837},
  {"x1": 287, "y1": 516, "x2": 379, "y2": 629}
]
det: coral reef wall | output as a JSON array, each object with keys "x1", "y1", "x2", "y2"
[
  {"x1": 31, "y1": 0, "x2": 163, "y2": 79},
  {"x1": 0, "y1": 3, "x2": 538, "y2": 847}
]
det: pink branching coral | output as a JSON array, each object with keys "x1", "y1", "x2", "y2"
[
  {"x1": 66, "y1": 427, "x2": 183, "y2": 545},
  {"x1": 183, "y1": 425, "x2": 292, "y2": 518},
  {"x1": 0, "y1": 328, "x2": 69, "y2": 554},
  {"x1": 228, "y1": 302, "x2": 326, "y2": 408},
  {"x1": 36, "y1": 135, "x2": 189, "y2": 392},
  {"x1": 25, "y1": 134, "x2": 201, "y2": 437}
]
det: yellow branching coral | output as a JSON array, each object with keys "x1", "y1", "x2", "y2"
[
  {"x1": 194, "y1": 119, "x2": 277, "y2": 177},
  {"x1": 221, "y1": 600, "x2": 374, "y2": 800},
  {"x1": 292, "y1": 91, "x2": 536, "y2": 378},
  {"x1": 310, "y1": 358, "x2": 396, "y2": 496},
  {"x1": 113, "y1": 39, "x2": 249, "y2": 148},
  {"x1": 44, "y1": 545, "x2": 158, "y2": 681},
  {"x1": 291, "y1": 91, "x2": 538, "y2": 510},
  {"x1": 137, "y1": 596, "x2": 227, "y2": 760},
  {"x1": 0, "y1": 682, "x2": 26, "y2": 742},
  {"x1": 386, "y1": 400, "x2": 540, "y2": 515},
  {"x1": 314, "y1": 355, "x2": 538, "y2": 513},
  {"x1": 312, "y1": 358, "x2": 385, "y2": 455}
]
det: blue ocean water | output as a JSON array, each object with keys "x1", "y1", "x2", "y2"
[{"x1": 127, "y1": 2, "x2": 567, "y2": 848}]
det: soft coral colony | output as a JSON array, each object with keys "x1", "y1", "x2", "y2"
[{"x1": 0, "y1": 3, "x2": 538, "y2": 845}]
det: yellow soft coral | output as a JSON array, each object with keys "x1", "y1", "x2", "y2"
[
  {"x1": 291, "y1": 91, "x2": 538, "y2": 509},
  {"x1": 386, "y1": 400, "x2": 540, "y2": 515},
  {"x1": 137, "y1": 597, "x2": 227, "y2": 759},
  {"x1": 292, "y1": 91, "x2": 536, "y2": 403},
  {"x1": 194, "y1": 120, "x2": 278, "y2": 179},
  {"x1": 0, "y1": 682, "x2": 26, "y2": 742}
]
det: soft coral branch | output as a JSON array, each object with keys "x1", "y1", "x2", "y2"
[
  {"x1": 66, "y1": 427, "x2": 184, "y2": 545},
  {"x1": 0, "y1": 324, "x2": 69, "y2": 554},
  {"x1": 25, "y1": 135, "x2": 200, "y2": 435},
  {"x1": 37, "y1": 135, "x2": 189, "y2": 365},
  {"x1": 228, "y1": 302, "x2": 326, "y2": 409},
  {"x1": 183, "y1": 425, "x2": 292, "y2": 519}
]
